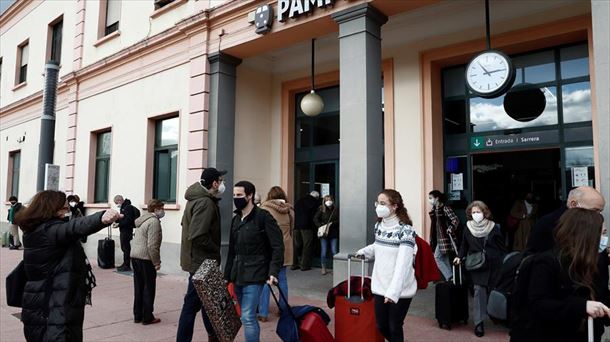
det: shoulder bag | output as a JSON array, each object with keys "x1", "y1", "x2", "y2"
[
  {"x1": 317, "y1": 208, "x2": 335, "y2": 238},
  {"x1": 465, "y1": 235, "x2": 489, "y2": 271}
]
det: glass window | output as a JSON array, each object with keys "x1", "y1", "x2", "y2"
[
  {"x1": 296, "y1": 119, "x2": 312, "y2": 148},
  {"x1": 469, "y1": 86, "x2": 558, "y2": 132},
  {"x1": 562, "y1": 82, "x2": 591, "y2": 124},
  {"x1": 443, "y1": 67, "x2": 466, "y2": 97},
  {"x1": 312, "y1": 115, "x2": 340, "y2": 146},
  {"x1": 295, "y1": 163, "x2": 310, "y2": 202},
  {"x1": 561, "y1": 44, "x2": 589, "y2": 79},
  {"x1": 443, "y1": 99, "x2": 467, "y2": 134},
  {"x1": 565, "y1": 146, "x2": 595, "y2": 190},
  {"x1": 9, "y1": 151, "x2": 21, "y2": 198},
  {"x1": 94, "y1": 132, "x2": 111, "y2": 203},
  {"x1": 105, "y1": 0, "x2": 120, "y2": 35},
  {"x1": 154, "y1": 117, "x2": 179, "y2": 202},
  {"x1": 513, "y1": 50, "x2": 555, "y2": 85},
  {"x1": 50, "y1": 19, "x2": 63, "y2": 63},
  {"x1": 18, "y1": 43, "x2": 28, "y2": 84}
]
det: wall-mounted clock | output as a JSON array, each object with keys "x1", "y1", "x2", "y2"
[{"x1": 465, "y1": 50, "x2": 515, "y2": 98}]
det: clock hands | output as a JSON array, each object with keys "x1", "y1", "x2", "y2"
[
  {"x1": 486, "y1": 68, "x2": 506, "y2": 74},
  {"x1": 477, "y1": 62, "x2": 491, "y2": 76}
]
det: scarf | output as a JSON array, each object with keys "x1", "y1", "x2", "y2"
[{"x1": 466, "y1": 219, "x2": 495, "y2": 238}]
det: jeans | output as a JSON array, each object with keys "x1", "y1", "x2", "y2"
[
  {"x1": 119, "y1": 229, "x2": 133, "y2": 267},
  {"x1": 258, "y1": 267, "x2": 288, "y2": 318},
  {"x1": 434, "y1": 246, "x2": 453, "y2": 281},
  {"x1": 473, "y1": 285, "x2": 488, "y2": 325},
  {"x1": 235, "y1": 284, "x2": 263, "y2": 342},
  {"x1": 320, "y1": 238, "x2": 338, "y2": 268},
  {"x1": 373, "y1": 295, "x2": 412, "y2": 342},
  {"x1": 132, "y1": 259, "x2": 157, "y2": 323},
  {"x1": 176, "y1": 273, "x2": 216, "y2": 342}
]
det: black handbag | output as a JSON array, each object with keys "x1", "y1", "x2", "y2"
[
  {"x1": 6, "y1": 260, "x2": 26, "y2": 307},
  {"x1": 465, "y1": 235, "x2": 489, "y2": 271}
]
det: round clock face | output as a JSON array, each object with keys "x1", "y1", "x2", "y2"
[{"x1": 466, "y1": 50, "x2": 515, "y2": 98}]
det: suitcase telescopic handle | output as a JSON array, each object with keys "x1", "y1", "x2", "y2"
[
  {"x1": 346, "y1": 254, "x2": 366, "y2": 300},
  {"x1": 588, "y1": 317, "x2": 593, "y2": 342}
]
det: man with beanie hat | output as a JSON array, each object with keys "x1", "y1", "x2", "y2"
[{"x1": 177, "y1": 167, "x2": 226, "y2": 342}]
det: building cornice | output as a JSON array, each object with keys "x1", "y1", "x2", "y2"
[{"x1": 0, "y1": 0, "x2": 29, "y2": 26}]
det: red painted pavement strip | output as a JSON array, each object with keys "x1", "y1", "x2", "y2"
[{"x1": 1, "y1": 247, "x2": 508, "y2": 341}]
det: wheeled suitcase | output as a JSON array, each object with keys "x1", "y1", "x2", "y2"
[
  {"x1": 192, "y1": 259, "x2": 241, "y2": 342},
  {"x1": 435, "y1": 264, "x2": 469, "y2": 329},
  {"x1": 97, "y1": 226, "x2": 115, "y2": 269},
  {"x1": 334, "y1": 255, "x2": 384, "y2": 342}
]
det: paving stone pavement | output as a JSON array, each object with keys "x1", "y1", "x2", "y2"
[{"x1": 1, "y1": 246, "x2": 511, "y2": 341}]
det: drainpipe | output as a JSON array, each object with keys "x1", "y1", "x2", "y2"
[{"x1": 37, "y1": 61, "x2": 60, "y2": 191}]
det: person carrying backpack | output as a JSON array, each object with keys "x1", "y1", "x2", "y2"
[{"x1": 510, "y1": 208, "x2": 610, "y2": 342}]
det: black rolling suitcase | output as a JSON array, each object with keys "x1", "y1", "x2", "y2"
[
  {"x1": 435, "y1": 234, "x2": 468, "y2": 329},
  {"x1": 435, "y1": 264, "x2": 469, "y2": 329},
  {"x1": 97, "y1": 226, "x2": 115, "y2": 269}
]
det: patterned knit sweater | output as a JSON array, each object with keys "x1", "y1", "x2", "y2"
[{"x1": 357, "y1": 215, "x2": 418, "y2": 303}]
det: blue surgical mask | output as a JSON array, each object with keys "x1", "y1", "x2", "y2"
[{"x1": 600, "y1": 235, "x2": 608, "y2": 253}]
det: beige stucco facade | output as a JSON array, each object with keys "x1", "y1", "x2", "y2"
[{"x1": 1, "y1": 0, "x2": 607, "y2": 275}]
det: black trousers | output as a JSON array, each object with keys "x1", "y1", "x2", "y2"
[
  {"x1": 132, "y1": 258, "x2": 157, "y2": 323},
  {"x1": 293, "y1": 230, "x2": 314, "y2": 268},
  {"x1": 119, "y1": 229, "x2": 133, "y2": 267},
  {"x1": 373, "y1": 295, "x2": 412, "y2": 342}
]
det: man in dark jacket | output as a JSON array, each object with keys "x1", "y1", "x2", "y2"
[
  {"x1": 113, "y1": 195, "x2": 138, "y2": 272},
  {"x1": 526, "y1": 186, "x2": 605, "y2": 254},
  {"x1": 7, "y1": 196, "x2": 23, "y2": 249},
  {"x1": 292, "y1": 191, "x2": 320, "y2": 271},
  {"x1": 225, "y1": 180, "x2": 283, "y2": 342},
  {"x1": 177, "y1": 168, "x2": 226, "y2": 342}
]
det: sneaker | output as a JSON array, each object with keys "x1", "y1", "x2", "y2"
[
  {"x1": 134, "y1": 319, "x2": 142, "y2": 324},
  {"x1": 142, "y1": 318, "x2": 161, "y2": 325},
  {"x1": 117, "y1": 266, "x2": 132, "y2": 272}
]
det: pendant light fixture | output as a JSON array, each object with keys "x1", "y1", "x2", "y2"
[{"x1": 300, "y1": 39, "x2": 324, "y2": 116}]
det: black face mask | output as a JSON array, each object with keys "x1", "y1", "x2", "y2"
[{"x1": 234, "y1": 197, "x2": 249, "y2": 211}]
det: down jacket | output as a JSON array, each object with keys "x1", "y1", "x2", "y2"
[
  {"x1": 130, "y1": 213, "x2": 163, "y2": 266},
  {"x1": 261, "y1": 200, "x2": 294, "y2": 266},
  {"x1": 21, "y1": 211, "x2": 107, "y2": 342}
]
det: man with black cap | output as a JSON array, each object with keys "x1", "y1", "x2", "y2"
[{"x1": 177, "y1": 167, "x2": 226, "y2": 342}]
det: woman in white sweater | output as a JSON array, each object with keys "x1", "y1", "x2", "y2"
[{"x1": 357, "y1": 189, "x2": 418, "y2": 342}]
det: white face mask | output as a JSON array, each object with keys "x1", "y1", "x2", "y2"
[
  {"x1": 599, "y1": 235, "x2": 608, "y2": 253},
  {"x1": 69, "y1": 201, "x2": 77, "y2": 208},
  {"x1": 325, "y1": 201, "x2": 333, "y2": 207},
  {"x1": 428, "y1": 197, "x2": 437, "y2": 206},
  {"x1": 472, "y1": 212, "x2": 484, "y2": 223},
  {"x1": 155, "y1": 210, "x2": 166, "y2": 219},
  {"x1": 217, "y1": 182, "x2": 226, "y2": 196},
  {"x1": 375, "y1": 205, "x2": 392, "y2": 219}
]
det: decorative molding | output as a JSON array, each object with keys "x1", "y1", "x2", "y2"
[{"x1": 93, "y1": 30, "x2": 121, "y2": 47}]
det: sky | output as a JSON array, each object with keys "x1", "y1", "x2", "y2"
[{"x1": 0, "y1": 0, "x2": 16, "y2": 15}]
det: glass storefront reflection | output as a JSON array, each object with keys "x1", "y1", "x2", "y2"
[
  {"x1": 513, "y1": 50, "x2": 555, "y2": 85},
  {"x1": 561, "y1": 44, "x2": 589, "y2": 79},
  {"x1": 469, "y1": 86, "x2": 557, "y2": 132},
  {"x1": 562, "y1": 81, "x2": 592, "y2": 123}
]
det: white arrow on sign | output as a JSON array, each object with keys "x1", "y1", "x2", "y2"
[{"x1": 474, "y1": 139, "x2": 481, "y2": 147}]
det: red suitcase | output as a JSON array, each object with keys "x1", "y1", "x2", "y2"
[
  {"x1": 300, "y1": 311, "x2": 335, "y2": 342},
  {"x1": 334, "y1": 255, "x2": 384, "y2": 342}
]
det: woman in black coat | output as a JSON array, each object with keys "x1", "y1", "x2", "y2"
[
  {"x1": 454, "y1": 200, "x2": 505, "y2": 337},
  {"x1": 15, "y1": 190, "x2": 121, "y2": 342},
  {"x1": 510, "y1": 208, "x2": 610, "y2": 342}
]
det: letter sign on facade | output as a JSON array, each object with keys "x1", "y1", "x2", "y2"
[{"x1": 278, "y1": 0, "x2": 334, "y2": 22}]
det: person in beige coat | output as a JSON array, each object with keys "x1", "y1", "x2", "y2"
[
  {"x1": 257, "y1": 186, "x2": 294, "y2": 322},
  {"x1": 131, "y1": 199, "x2": 164, "y2": 325}
]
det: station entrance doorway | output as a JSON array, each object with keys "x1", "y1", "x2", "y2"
[{"x1": 472, "y1": 148, "x2": 562, "y2": 230}]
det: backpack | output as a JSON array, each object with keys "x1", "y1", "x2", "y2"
[
  {"x1": 487, "y1": 252, "x2": 536, "y2": 327},
  {"x1": 132, "y1": 205, "x2": 141, "y2": 219}
]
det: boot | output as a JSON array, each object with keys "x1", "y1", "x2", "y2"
[
  {"x1": 474, "y1": 322, "x2": 484, "y2": 337},
  {"x1": 321, "y1": 266, "x2": 328, "y2": 275}
]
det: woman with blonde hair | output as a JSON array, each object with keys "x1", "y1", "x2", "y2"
[
  {"x1": 257, "y1": 186, "x2": 294, "y2": 322},
  {"x1": 131, "y1": 199, "x2": 165, "y2": 325},
  {"x1": 454, "y1": 200, "x2": 505, "y2": 337},
  {"x1": 314, "y1": 195, "x2": 339, "y2": 275}
]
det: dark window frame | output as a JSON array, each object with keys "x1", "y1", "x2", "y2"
[
  {"x1": 50, "y1": 18, "x2": 63, "y2": 63},
  {"x1": 94, "y1": 131, "x2": 112, "y2": 203},
  {"x1": 9, "y1": 151, "x2": 21, "y2": 198},
  {"x1": 153, "y1": 117, "x2": 179, "y2": 203}
]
